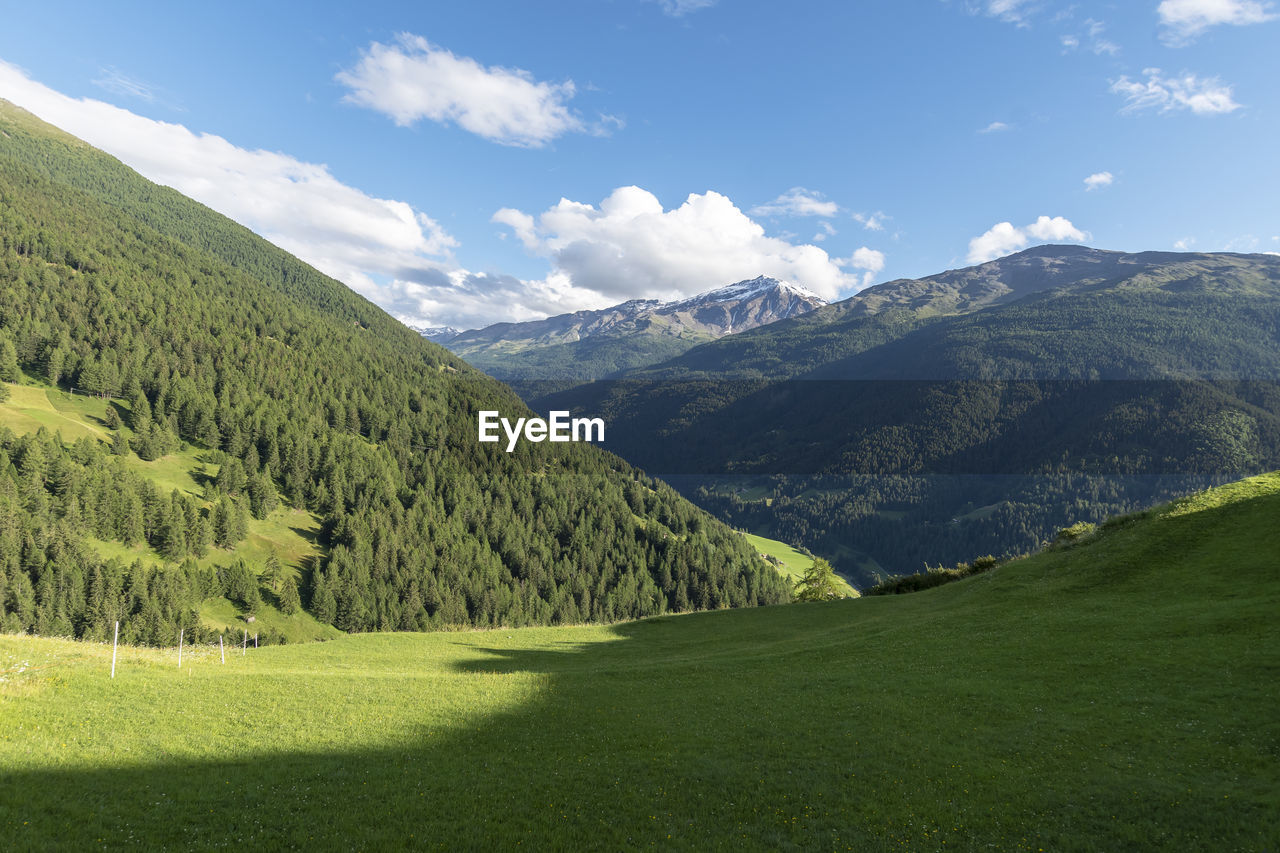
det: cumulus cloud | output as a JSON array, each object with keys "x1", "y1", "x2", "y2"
[
  {"x1": 376, "y1": 269, "x2": 616, "y2": 331},
  {"x1": 749, "y1": 187, "x2": 840, "y2": 218},
  {"x1": 979, "y1": 121, "x2": 1010, "y2": 133},
  {"x1": 1084, "y1": 171, "x2": 1114, "y2": 191},
  {"x1": 336, "y1": 33, "x2": 584, "y2": 147},
  {"x1": 1110, "y1": 68, "x2": 1241, "y2": 115},
  {"x1": 967, "y1": 216, "x2": 1088, "y2": 264},
  {"x1": 494, "y1": 186, "x2": 877, "y2": 302},
  {"x1": 837, "y1": 247, "x2": 887, "y2": 288},
  {"x1": 1158, "y1": 0, "x2": 1276, "y2": 45},
  {"x1": 1025, "y1": 215, "x2": 1088, "y2": 242}
]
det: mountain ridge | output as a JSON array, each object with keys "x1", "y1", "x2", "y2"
[{"x1": 441, "y1": 275, "x2": 826, "y2": 383}]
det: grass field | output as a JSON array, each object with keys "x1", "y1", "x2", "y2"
[
  {"x1": 2, "y1": 472, "x2": 1276, "y2": 850},
  {"x1": 0, "y1": 383, "x2": 110, "y2": 443},
  {"x1": 743, "y1": 532, "x2": 859, "y2": 597}
]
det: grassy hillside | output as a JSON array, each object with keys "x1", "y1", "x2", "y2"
[
  {"x1": 742, "y1": 531, "x2": 858, "y2": 598},
  {"x1": 3, "y1": 473, "x2": 1276, "y2": 849}
]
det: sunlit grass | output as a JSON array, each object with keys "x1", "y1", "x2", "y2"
[
  {"x1": 743, "y1": 531, "x2": 858, "y2": 597},
  {"x1": 0, "y1": 382, "x2": 108, "y2": 443}
]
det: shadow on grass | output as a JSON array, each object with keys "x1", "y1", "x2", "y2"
[{"x1": 0, "y1": 619, "x2": 716, "y2": 850}]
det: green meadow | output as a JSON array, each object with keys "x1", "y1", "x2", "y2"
[{"x1": 2, "y1": 473, "x2": 1277, "y2": 850}]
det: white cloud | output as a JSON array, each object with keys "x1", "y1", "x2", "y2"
[
  {"x1": 853, "y1": 211, "x2": 888, "y2": 231},
  {"x1": 1084, "y1": 171, "x2": 1114, "y2": 191},
  {"x1": 1061, "y1": 20, "x2": 1120, "y2": 54},
  {"x1": 1174, "y1": 238, "x2": 1195, "y2": 250},
  {"x1": 1025, "y1": 215, "x2": 1088, "y2": 242},
  {"x1": 1158, "y1": 0, "x2": 1276, "y2": 45},
  {"x1": 655, "y1": 0, "x2": 718, "y2": 15},
  {"x1": 1110, "y1": 68, "x2": 1241, "y2": 115},
  {"x1": 749, "y1": 187, "x2": 840, "y2": 218},
  {"x1": 1085, "y1": 19, "x2": 1121, "y2": 54},
  {"x1": 91, "y1": 67, "x2": 156, "y2": 103},
  {"x1": 985, "y1": 0, "x2": 1034, "y2": 24},
  {"x1": 967, "y1": 216, "x2": 1088, "y2": 264},
  {"x1": 979, "y1": 121, "x2": 1010, "y2": 133},
  {"x1": 492, "y1": 208, "x2": 539, "y2": 251},
  {"x1": 336, "y1": 33, "x2": 584, "y2": 147},
  {"x1": 837, "y1": 247, "x2": 887, "y2": 288},
  {"x1": 968, "y1": 222, "x2": 1030, "y2": 264},
  {"x1": 813, "y1": 221, "x2": 837, "y2": 243},
  {"x1": 493, "y1": 186, "x2": 873, "y2": 303}
]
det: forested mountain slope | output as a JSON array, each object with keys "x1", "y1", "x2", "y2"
[
  {"x1": 534, "y1": 247, "x2": 1280, "y2": 584},
  {"x1": 0, "y1": 99, "x2": 789, "y2": 643}
]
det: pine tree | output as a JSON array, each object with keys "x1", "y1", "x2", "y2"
[
  {"x1": 248, "y1": 467, "x2": 279, "y2": 519},
  {"x1": 0, "y1": 337, "x2": 20, "y2": 383},
  {"x1": 44, "y1": 346, "x2": 66, "y2": 387},
  {"x1": 794, "y1": 557, "x2": 843, "y2": 602},
  {"x1": 278, "y1": 575, "x2": 301, "y2": 615}
]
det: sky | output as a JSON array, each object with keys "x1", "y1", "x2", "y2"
[{"x1": 0, "y1": 0, "x2": 1277, "y2": 330}]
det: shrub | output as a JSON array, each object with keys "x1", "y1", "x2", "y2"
[
  {"x1": 864, "y1": 554, "x2": 1002, "y2": 596},
  {"x1": 1053, "y1": 521, "x2": 1097, "y2": 546}
]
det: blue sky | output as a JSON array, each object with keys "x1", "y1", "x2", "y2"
[{"x1": 1, "y1": 0, "x2": 1277, "y2": 329}]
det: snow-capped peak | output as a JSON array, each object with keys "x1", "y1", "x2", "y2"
[{"x1": 671, "y1": 275, "x2": 824, "y2": 307}]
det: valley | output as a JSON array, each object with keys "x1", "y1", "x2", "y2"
[
  {"x1": 2, "y1": 8, "x2": 1278, "y2": 847},
  {"x1": 527, "y1": 248, "x2": 1280, "y2": 584}
]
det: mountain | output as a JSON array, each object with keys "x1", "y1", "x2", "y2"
[
  {"x1": 533, "y1": 246, "x2": 1280, "y2": 585},
  {"x1": 409, "y1": 325, "x2": 464, "y2": 343},
  {"x1": 0, "y1": 99, "x2": 790, "y2": 644},
  {"x1": 442, "y1": 276, "x2": 825, "y2": 387}
]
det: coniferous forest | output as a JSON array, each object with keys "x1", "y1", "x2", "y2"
[{"x1": 0, "y1": 101, "x2": 790, "y2": 644}]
